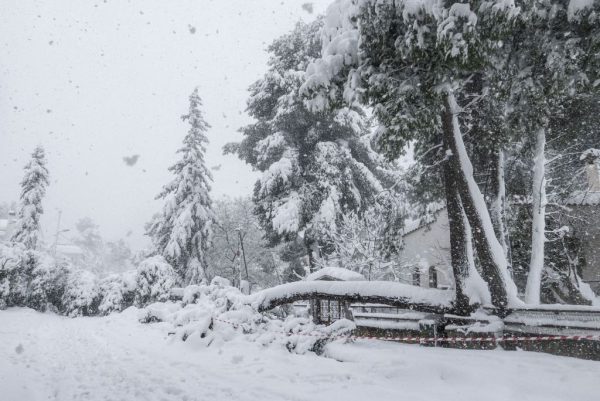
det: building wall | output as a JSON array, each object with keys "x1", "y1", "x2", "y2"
[
  {"x1": 568, "y1": 205, "x2": 600, "y2": 293},
  {"x1": 399, "y1": 208, "x2": 454, "y2": 290},
  {"x1": 402, "y1": 205, "x2": 600, "y2": 295}
]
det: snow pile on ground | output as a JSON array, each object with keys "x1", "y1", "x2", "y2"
[
  {"x1": 1, "y1": 307, "x2": 599, "y2": 401},
  {"x1": 139, "y1": 277, "x2": 356, "y2": 354}
]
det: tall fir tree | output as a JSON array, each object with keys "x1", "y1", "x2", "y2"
[
  {"x1": 226, "y1": 20, "x2": 391, "y2": 271},
  {"x1": 149, "y1": 88, "x2": 215, "y2": 284},
  {"x1": 11, "y1": 145, "x2": 49, "y2": 250}
]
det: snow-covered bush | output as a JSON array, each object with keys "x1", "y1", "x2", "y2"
[
  {"x1": 97, "y1": 270, "x2": 136, "y2": 315},
  {"x1": 26, "y1": 254, "x2": 70, "y2": 312},
  {"x1": 61, "y1": 269, "x2": 100, "y2": 317},
  {"x1": 139, "y1": 279, "x2": 355, "y2": 354},
  {"x1": 134, "y1": 256, "x2": 177, "y2": 306},
  {"x1": 0, "y1": 243, "x2": 34, "y2": 308}
]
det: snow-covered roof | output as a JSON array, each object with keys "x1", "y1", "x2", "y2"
[
  {"x1": 402, "y1": 205, "x2": 446, "y2": 237},
  {"x1": 56, "y1": 244, "x2": 84, "y2": 255},
  {"x1": 564, "y1": 191, "x2": 600, "y2": 206},
  {"x1": 580, "y1": 148, "x2": 600, "y2": 162},
  {"x1": 0, "y1": 219, "x2": 8, "y2": 230},
  {"x1": 305, "y1": 266, "x2": 366, "y2": 282}
]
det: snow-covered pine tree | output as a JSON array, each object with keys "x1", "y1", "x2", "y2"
[
  {"x1": 11, "y1": 146, "x2": 49, "y2": 250},
  {"x1": 226, "y1": 20, "x2": 390, "y2": 272},
  {"x1": 148, "y1": 89, "x2": 215, "y2": 285}
]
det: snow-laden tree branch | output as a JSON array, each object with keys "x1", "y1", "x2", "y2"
[{"x1": 248, "y1": 280, "x2": 455, "y2": 314}]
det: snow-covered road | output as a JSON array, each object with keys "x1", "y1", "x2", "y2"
[{"x1": 0, "y1": 307, "x2": 598, "y2": 401}]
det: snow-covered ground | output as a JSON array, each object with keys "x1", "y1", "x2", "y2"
[{"x1": 0, "y1": 308, "x2": 598, "y2": 401}]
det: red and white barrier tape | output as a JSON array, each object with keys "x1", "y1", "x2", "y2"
[{"x1": 211, "y1": 317, "x2": 600, "y2": 344}]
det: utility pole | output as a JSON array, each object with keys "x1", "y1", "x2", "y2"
[
  {"x1": 52, "y1": 210, "x2": 62, "y2": 258},
  {"x1": 238, "y1": 229, "x2": 249, "y2": 282}
]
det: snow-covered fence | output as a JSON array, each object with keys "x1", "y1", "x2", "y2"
[{"x1": 503, "y1": 307, "x2": 600, "y2": 336}]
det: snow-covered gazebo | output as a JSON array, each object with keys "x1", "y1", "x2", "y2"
[{"x1": 306, "y1": 267, "x2": 366, "y2": 324}]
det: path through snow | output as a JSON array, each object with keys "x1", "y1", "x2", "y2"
[{"x1": 0, "y1": 307, "x2": 598, "y2": 401}]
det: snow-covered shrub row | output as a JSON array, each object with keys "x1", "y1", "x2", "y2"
[
  {"x1": 0, "y1": 243, "x2": 177, "y2": 316},
  {"x1": 139, "y1": 277, "x2": 355, "y2": 355}
]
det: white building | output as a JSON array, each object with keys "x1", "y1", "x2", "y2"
[
  {"x1": 0, "y1": 210, "x2": 17, "y2": 243},
  {"x1": 399, "y1": 207, "x2": 453, "y2": 290},
  {"x1": 400, "y1": 151, "x2": 600, "y2": 295}
]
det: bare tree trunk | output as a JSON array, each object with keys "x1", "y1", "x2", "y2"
[
  {"x1": 525, "y1": 128, "x2": 547, "y2": 304},
  {"x1": 442, "y1": 90, "x2": 519, "y2": 313},
  {"x1": 489, "y1": 149, "x2": 510, "y2": 263}
]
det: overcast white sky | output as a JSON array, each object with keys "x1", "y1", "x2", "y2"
[{"x1": 0, "y1": 0, "x2": 330, "y2": 249}]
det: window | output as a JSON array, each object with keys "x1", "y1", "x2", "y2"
[
  {"x1": 429, "y1": 266, "x2": 438, "y2": 289},
  {"x1": 412, "y1": 269, "x2": 421, "y2": 286}
]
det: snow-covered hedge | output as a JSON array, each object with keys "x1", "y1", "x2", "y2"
[
  {"x1": 0, "y1": 244, "x2": 180, "y2": 316},
  {"x1": 0, "y1": 243, "x2": 30, "y2": 308},
  {"x1": 139, "y1": 277, "x2": 356, "y2": 355},
  {"x1": 27, "y1": 253, "x2": 70, "y2": 312}
]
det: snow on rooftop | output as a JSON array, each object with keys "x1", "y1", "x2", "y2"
[
  {"x1": 0, "y1": 219, "x2": 8, "y2": 230},
  {"x1": 56, "y1": 244, "x2": 84, "y2": 255},
  {"x1": 580, "y1": 148, "x2": 600, "y2": 162},
  {"x1": 305, "y1": 266, "x2": 366, "y2": 281},
  {"x1": 402, "y1": 204, "x2": 446, "y2": 237},
  {"x1": 564, "y1": 190, "x2": 600, "y2": 206}
]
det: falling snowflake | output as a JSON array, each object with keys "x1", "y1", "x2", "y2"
[
  {"x1": 301, "y1": 3, "x2": 314, "y2": 14},
  {"x1": 123, "y1": 154, "x2": 140, "y2": 166}
]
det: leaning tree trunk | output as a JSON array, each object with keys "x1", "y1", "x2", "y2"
[
  {"x1": 442, "y1": 90, "x2": 520, "y2": 313},
  {"x1": 525, "y1": 128, "x2": 547, "y2": 304},
  {"x1": 442, "y1": 139, "x2": 472, "y2": 315}
]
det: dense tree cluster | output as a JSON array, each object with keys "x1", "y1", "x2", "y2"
[{"x1": 2, "y1": 0, "x2": 599, "y2": 319}]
